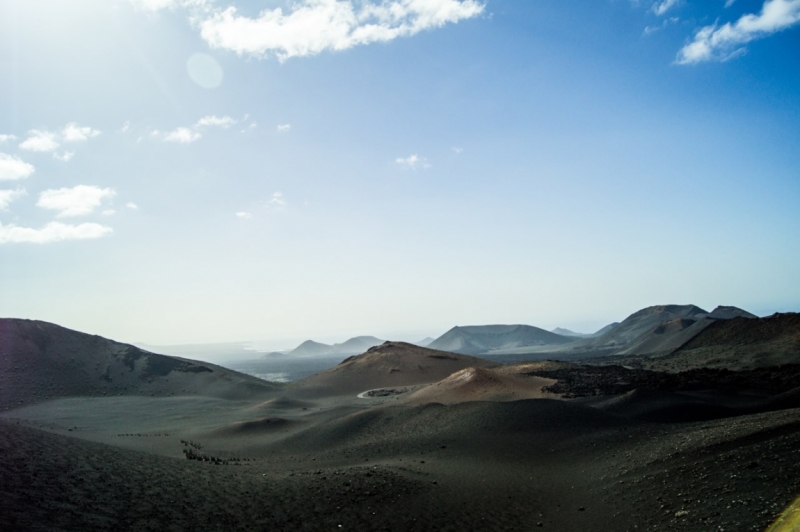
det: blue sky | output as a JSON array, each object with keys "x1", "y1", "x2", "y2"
[{"x1": 1, "y1": 0, "x2": 798, "y2": 350}]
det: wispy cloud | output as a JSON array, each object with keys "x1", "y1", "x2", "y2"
[
  {"x1": 126, "y1": 202, "x2": 139, "y2": 210},
  {"x1": 18, "y1": 123, "x2": 102, "y2": 152},
  {"x1": 128, "y1": 0, "x2": 189, "y2": 11},
  {"x1": 53, "y1": 151, "x2": 75, "y2": 162},
  {"x1": 276, "y1": 124, "x2": 291, "y2": 132},
  {"x1": 0, "y1": 221, "x2": 113, "y2": 244},
  {"x1": 0, "y1": 188, "x2": 26, "y2": 210},
  {"x1": 268, "y1": 191, "x2": 287, "y2": 208},
  {"x1": 120, "y1": 121, "x2": 131, "y2": 134},
  {"x1": 197, "y1": 0, "x2": 485, "y2": 61},
  {"x1": 235, "y1": 211, "x2": 252, "y2": 219},
  {"x1": 0, "y1": 153, "x2": 35, "y2": 181},
  {"x1": 452, "y1": 146, "x2": 463, "y2": 154},
  {"x1": 396, "y1": 154, "x2": 431, "y2": 170},
  {"x1": 37, "y1": 185, "x2": 116, "y2": 217},
  {"x1": 677, "y1": 0, "x2": 800, "y2": 64},
  {"x1": 652, "y1": 0, "x2": 680, "y2": 16},
  {"x1": 19, "y1": 130, "x2": 60, "y2": 152},
  {"x1": 644, "y1": 16, "x2": 679, "y2": 35},
  {"x1": 196, "y1": 115, "x2": 237, "y2": 128},
  {"x1": 164, "y1": 127, "x2": 202, "y2": 143},
  {"x1": 156, "y1": 115, "x2": 240, "y2": 143},
  {"x1": 725, "y1": 0, "x2": 737, "y2": 7},
  {"x1": 62, "y1": 123, "x2": 101, "y2": 142},
  {"x1": 0, "y1": 134, "x2": 17, "y2": 143}
]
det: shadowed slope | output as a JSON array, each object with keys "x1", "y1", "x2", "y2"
[
  {"x1": 582, "y1": 304, "x2": 708, "y2": 350},
  {"x1": 0, "y1": 319, "x2": 278, "y2": 409},
  {"x1": 647, "y1": 313, "x2": 800, "y2": 371}
]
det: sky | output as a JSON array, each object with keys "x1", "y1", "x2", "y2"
[{"x1": 0, "y1": 0, "x2": 799, "y2": 351}]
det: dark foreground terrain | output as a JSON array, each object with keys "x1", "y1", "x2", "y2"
[
  {"x1": 2, "y1": 395, "x2": 800, "y2": 531},
  {"x1": 2, "y1": 320, "x2": 800, "y2": 531}
]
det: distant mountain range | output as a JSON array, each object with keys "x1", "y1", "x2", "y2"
[
  {"x1": 577, "y1": 304, "x2": 757, "y2": 357},
  {"x1": 417, "y1": 304, "x2": 759, "y2": 359},
  {"x1": 262, "y1": 335, "x2": 438, "y2": 359},
  {"x1": 258, "y1": 304, "x2": 760, "y2": 361},
  {"x1": 265, "y1": 336, "x2": 386, "y2": 359}
]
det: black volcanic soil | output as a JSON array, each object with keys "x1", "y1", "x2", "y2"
[
  {"x1": 2, "y1": 400, "x2": 800, "y2": 532},
  {"x1": 3, "y1": 321, "x2": 800, "y2": 531},
  {"x1": 526, "y1": 364, "x2": 800, "y2": 398}
]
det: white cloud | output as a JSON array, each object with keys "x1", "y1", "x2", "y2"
[
  {"x1": 725, "y1": 0, "x2": 737, "y2": 6},
  {"x1": 268, "y1": 191, "x2": 287, "y2": 208},
  {"x1": 677, "y1": 0, "x2": 800, "y2": 64},
  {"x1": 235, "y1": 211, "x2": 252, "y2": 219},
  {"x1": 653, "y1": 0, "x2": 679, "y2": 15},
  {"x1": 164, "y1": 127, "x2": 202, "y2": 143},
  {"x1": 0, "y1": 134, "x2": 17, "y2": 143},
  {"x1": 0, "y1": 188, "x2": 26, "y2": 210},
  {"x1": 120, "y1": 121, "x2": 131, "y2": 133},
  {"x1": 0, "y1": 221, "x2": 113, "y2": 244},
  {"x1": 129, "y1": 0, "x2": 177, "y2": 11},
  {"x1": 126, "y1": 202, "x2": 139, "y2": 210},
  {"x1": 53, "y1": 151, "x2": 75, "y2": 162},
  {"x1": 0, "y1": 153, "x2": 36, "y2": 181},
  {"x1": 37, "y1": 185, "x2": 116, "y2": 218},
  {"x1": 19, "y1": 130, "x2": 59, "y2": 152},
  {"x1": 197, "y1": 115, "x2": 237, "y2": 128},
  {"x1": 62, "y1": 123, "x2": 101, "y2": 142},
  {"x1": 102, "y1": 209, "x2": 116, "y2": 216},
  {"x1": 396, "y1": 154, "x2": 431, "y2": 170},
  {"x1": 643, "y1": 16, "x2": 679, "y2": 35},
  {"x1": 198, "y1": 0, "x2": 485, "y2": 61},
  {"x1": 276, "y1": 124, "x2": 292, "y2": 132},
  {"x1": 452, "y1": 146, "x2": 463, "y2": 154}
]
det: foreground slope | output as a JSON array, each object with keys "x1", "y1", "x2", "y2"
[
  {"x1": 0, "y1": 319, "x2": 278, "y2": 409},
  {"x1": 5, "y1": 397, "x2": 799, "y2": 532},
  {"x1": 289, "y1": 341, "x2": 500, "y2": 396}
]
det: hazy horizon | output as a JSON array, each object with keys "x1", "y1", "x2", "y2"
[{"x1": 2, "y1": 0, "x2": 799, "y2": 347}]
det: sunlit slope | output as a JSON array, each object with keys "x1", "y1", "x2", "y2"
[{"x1": 289, "y1": 341, "x2": 500, "y2": 396}]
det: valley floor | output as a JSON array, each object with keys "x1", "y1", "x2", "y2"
[{"x1": 2, "y1": 393, "x2": 800, "y2": 532}]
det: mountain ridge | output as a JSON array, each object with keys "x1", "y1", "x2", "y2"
[
  {"x1": 0, "y1": 318, "x2": 278, "y2": 409},
  {"x1": 428, "y1": 324, "x2": 575, "y2": 355}
]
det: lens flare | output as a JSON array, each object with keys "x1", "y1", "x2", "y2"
[{"x1": 187, "y1": 53, "x2": 223, "y2": 89}]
